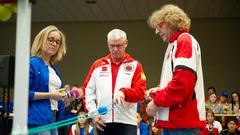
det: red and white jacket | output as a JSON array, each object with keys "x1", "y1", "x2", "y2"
[
  {"x1": 83, "y1": 53, "x2": 146, "y2": 126},
  {"x1": 151, "y1": 29, "x2": 206, "y2": 129}
]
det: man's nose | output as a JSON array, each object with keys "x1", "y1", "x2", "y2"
[
  {"x1": 155, "y1": 28, "x2": 159, "y2": 34},
  {"x1": 112, "y1": 47, "x2": 118, "y2": 51}
]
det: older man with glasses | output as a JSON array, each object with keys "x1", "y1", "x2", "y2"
[{"x1": 83, "y1": 29, "x2": 146, "y2": 135}]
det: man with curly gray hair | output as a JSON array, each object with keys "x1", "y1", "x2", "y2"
[{"x1": 146, "y1": 4, "x2": 206, "y2": 135}]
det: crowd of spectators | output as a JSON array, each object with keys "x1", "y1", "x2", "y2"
[{"x1": 64, "y1": 84, "x2": 240, "y2": 135}]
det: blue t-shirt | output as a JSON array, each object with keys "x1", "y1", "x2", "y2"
[
  {"x1": 0, "y1": 101, "x2": 13, "y2": 112},
  {"x1": 80, "y1": 127, "x2": 84, "y2": 135}
]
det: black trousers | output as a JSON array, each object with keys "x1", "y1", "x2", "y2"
[
  {"x1": 0, "y1": 117, "x2": 12, "y2": 135},
  {"x1": 97, "y1": 123, "x2": 137, "y2": 135}
]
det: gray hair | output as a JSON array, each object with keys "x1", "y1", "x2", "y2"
[{"x1": 107, "y1": 29, "x2": 127, "y2": 41}]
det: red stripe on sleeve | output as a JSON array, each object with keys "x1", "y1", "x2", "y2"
[
  {"x1": 175, "y1": 34, "x2": 192, "y2": 58},
  {"x1": 152, "y1": 68, "x2": 196, "y2": 107}
]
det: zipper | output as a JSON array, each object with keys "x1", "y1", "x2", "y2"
[{"x1": 112, "y1": 95, "x2": 114, "y2": 122}]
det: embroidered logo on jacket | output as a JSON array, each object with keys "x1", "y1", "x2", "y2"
[
  {"x1": 102, "y1": 66, "x2": 108, "y2": 71},
  {"x1": 140, "y1": 72, "x2": 146, "y2": 80},
  {"x1": 124, "y1": 64, "x2": 134, "y2": 72},
  {"x1": 99, "y1": 66, "x2": 109, "y2": 77}
]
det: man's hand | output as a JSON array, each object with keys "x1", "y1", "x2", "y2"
[
  {"x1": 93, "y1": 116, "x2": 106, "y2": 131},
  {"x1": 146, "y1": 100, "x2": 158, "y2": 116},
  {"x1": 145, "y1": 87, "x2": 160, "y2": 99},
  {"x1": 113, "y1": 90, "x2": 125, "y2": 105}
]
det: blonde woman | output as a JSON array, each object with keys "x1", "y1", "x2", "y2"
[
  {"x1": 205, "y1": 93, "x2": 223, "y2": 114},
  {"x1": 200, "y1": 110, "x2": 222, "y2": 135},
  {"x1": 69, "y1": 111, "x2": 90, "y2": 135},
  {"x1": 28, "y1": 25, "x2": 67, "y2": 135}
]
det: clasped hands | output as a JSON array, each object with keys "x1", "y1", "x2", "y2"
[{"x1": 145, "y1": 87, "x2": 159, "y2": 117}]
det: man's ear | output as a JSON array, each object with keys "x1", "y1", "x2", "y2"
[{"x1": 125, "y1": 40, "x2": 128, "y2": 47}]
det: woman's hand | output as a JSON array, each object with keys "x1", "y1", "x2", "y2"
[{"x1": 49, "y1": 89, "x2": 66, "y2": 101}]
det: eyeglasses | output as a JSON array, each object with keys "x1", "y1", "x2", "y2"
[
  {"x1": 108, "y1": 44, "x2": 124, "y2": 49},
  {"x1": 47, "y1": 38, "x2": 61, "y2": 46},
  {"x1": 156, "y1": 21, "x2": 166, "y2": 30}
]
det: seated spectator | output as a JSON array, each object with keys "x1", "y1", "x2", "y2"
[
  {"x1": 238, "y1": 120, "x2": 240, "y2": 130},
  {"x1": 151, "y1": 122, "x2": 162, "y2": 135},
  {"x1": 219, "y1": 91, "x2": 232, "y2": 114},
  {"x1": 64, "y1": 84, "x2": 71, "y2": 91},
  {"x1": 0, "y1": 94, "x2": 14, "y2": 135},
  {"x1": 137, "y1": 112, "x2": 150, "y2": 135},
  {"x1": 200, "y1": 110, "x2": 222, "y2": 135},
  {"x1": 230, "y1": 91, "x2": 240, "y2": 115},
  {"x1": 59, "y1": 85, "x2": 84, "y2": 135},
  {"x1": 206, "y1": 86, "x2": 216, "y2": 101},
  {"x1": 220, "y1": 117, "x2": 240, "y2": 135},
  {"x1": 64, "y1": 86, "x2": 84, "y2": 115},
  {"x1": 58, "y1": 99, "x2": 76, "y2": 135},
  {"x1": 0, "y1": 95, "x2": 13, "y2": 117},
  {"x1": 206, "y1": 93, "x2": 223, "y2": 114},
  {"x1": 70, "y1": 98, "x2": 84, "y2": 115},
  {"x1": 137, "y1": 99, "x2": 151, "y2": 124},
  {"x1": 69, "y1": 111, "x2": 89, "y2": 135}
]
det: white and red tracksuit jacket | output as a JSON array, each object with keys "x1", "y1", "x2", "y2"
[
  {"x1": 151, "y1": 29, "x2": 206, "y2": 129},
  {"x1": 83, "y1": 53, "x2": 146, "y2": 126}
]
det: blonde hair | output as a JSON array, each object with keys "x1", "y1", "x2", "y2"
[
  {"x1": 75, "y1": 111, "x2": 89, "y2": 135},
  {"x1": 31, "y1": 25, "x2": 66, "y2": 63},
  {"x1": 148, "y1": 4, "x2": 191, "y2": 31}
]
